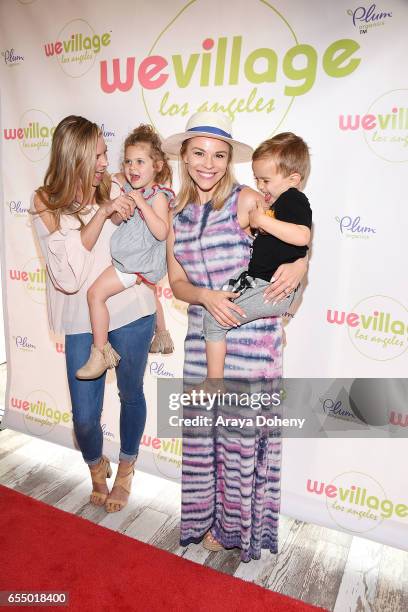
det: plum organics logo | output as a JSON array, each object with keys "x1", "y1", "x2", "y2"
[
  {"x1": 3, "y1": 109, "x2": 55, "y2": 162},
  {"x1": 11, "y1": 390, "x2": 71, "y2": 436},
  {"x1": 101, "y1": 423, "x2": 115, "y2": 440},
  {"x1": 6, "y1": 199, "x2": 29, "y2": 218},
  {"x1": 100, "y1": 0, "x2": 361, "y2": 145},
  {"x1": 9, "y1": 257, "x2": 46, "y2": 304},
  {"x1": 149, "y1": 361, "x2": 175, "y2": 378},
  {"x1": 140, "y1": 434, "x2": 181, "y2": 479},
  {"x1": 335, "y1": 215, "x2": 376, "y2": 239},
  {"x1": 307, "y1": 471, "x2": 407, "y2": 533},
  {"x1": 327, "y1": 295, "x2": 408, "y2": 361},
  {"x1": 14, "y1": 335, "x2": 36, "y2": 352},
  {"x1": 347, "y1": 4, "x2": 392, "y2": 34},
  {"x1": 100, "y1": 122, "x2": 115, "y2": 143},
  {"x1": 321, "y1": 395, "x2": 356, "y2": 422},
  {"x1": 1, "y1": 48, "x2": 24, "y2": 66},
  {"x1": 339, "y1": 89, "x2": 408, "y2": 162},
  {"x1": 44, "y1": 19, "x2": 111, "y2": 78}
]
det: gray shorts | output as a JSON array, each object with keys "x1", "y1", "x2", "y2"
[{"x1": 203, "y1": 276, "x2": 298, "y2": 342}]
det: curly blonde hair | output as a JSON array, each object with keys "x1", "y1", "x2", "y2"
[{"x1": 124, "y1": 124, "x2": 172, "y2": 187}]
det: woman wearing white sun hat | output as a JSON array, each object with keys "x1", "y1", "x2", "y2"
[{"x1": 163, "y1": 112, "x2": 308, "y2": 561}]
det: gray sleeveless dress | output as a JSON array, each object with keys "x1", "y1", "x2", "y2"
[{"x1": 111, "y1": 183, "x2": 174, "y2": 283}]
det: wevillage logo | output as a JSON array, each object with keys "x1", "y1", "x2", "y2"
[
  {"x1": 158, "y1": 281, "x2": 188, "y2": 325},
  {"x1": 1, "y1": 48, "x2": 24, "y2": 66},
  {"x1": 11, "y1": 390, "x2": 71, "y2": 437},
  {"x1": 156, "y1": 285, "x2": 173, "y2": 301},
  {"x1": 347, "y1": 4, "x2": 392, "y2": 34},
  {"x1": 99, "y1": 0, "x2": 361, "y2": 145},
  {"x1": 9, "y1": 257, "x2": 46, "y2": 305},
  {"x1": 140, "y1": 434, "x2": 181, "y2": 479},
  {"x1": 326, "y1": 295, "x2": 408, "y2": 361},
  {"x1": 13, "y1": 335, "x2": 36, "y2": 352},
  {"x1": 307, "y1": 471, "x2": 407, "y2": 533},
  {"x1": 44, "y1": 19, "x2": 111, "y2": 78},
  {"x1": 56, "y1": 342, "x2": 65, "y2": 354},
  {"x1": 6, "y1": 199, "x2": 29, "y2": 218},
  {"x1": 389, "y1": 411, "x2": 408, "y2": 428},
  {"x1": 386, "y1": 381, "x2": 408, "y2": 429},
  {"x1": 335, "y1": 215, "x2": 376, "y2": 239},
  {"x1": 166, "y1": 293, "x2": 188, "y2": 326},
  {"x1": 339, "y1": 89, "x2": 408, "y2": 162},
  {"x1": 3, "y1": 109, "x2": 55, "y2": 162}
]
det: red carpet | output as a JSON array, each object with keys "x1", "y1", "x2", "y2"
[{"x1": 0, "y1": 484, "x2": 325, "y2": 611}]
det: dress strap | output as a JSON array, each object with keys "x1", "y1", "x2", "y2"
[
  {"x1": 229, "y1": 183, "x2": 247, "y2": 216},
  {"x1": 144, "y1": 184, "x2": 176, "y2": 209},
  {"x1": 121, "y1": 182, "x2": 176, "y2": 209}
]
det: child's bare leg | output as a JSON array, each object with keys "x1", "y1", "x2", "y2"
[
  {"x1": 149, "y1": 286, "x2": 174, "y2": 354},
  {"x1": 87, "y1": 266, "x2": 125, "y2": 349},
  {"x1": 206, "y1": 339, "x2": 227, "y2": 379},
  {"x1": 155, "y1": 292, "x2": 166, "y2": 332}
]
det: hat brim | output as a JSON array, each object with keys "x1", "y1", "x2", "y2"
[{"x1": 162, "y1": 131, "x2": 253, "y2": 163}]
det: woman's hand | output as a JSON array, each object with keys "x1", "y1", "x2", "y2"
[
  {"x1": 202, "y1": 288, "x2": 246, "y2": 327},
  {"x1": 264, "y1": 257, "x2": 308, "y2": 303},
  {"x1": 100, "y1": 194, "x2": 136, "y2": 221}
]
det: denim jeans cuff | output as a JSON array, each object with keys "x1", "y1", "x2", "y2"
[
  {"x1": 119, "y1": 450, "x2": 138, "y2": 463},
  {"x1": 85, "y1": 456, "x2": 103, "y2": 467}
]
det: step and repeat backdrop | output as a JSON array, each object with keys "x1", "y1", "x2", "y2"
[{"x1": 0, "y1": 0, "x2": 407, "y2": 550}]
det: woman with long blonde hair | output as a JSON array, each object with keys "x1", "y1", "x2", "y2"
[
  {"x1": 164, "y1": 112, "x2": 308, "y2": 560},
  {"x1": 32, "y1": 115, "x2": 156, "y2": 512}
]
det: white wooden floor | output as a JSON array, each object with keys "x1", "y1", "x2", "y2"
[{"x1": 0, "y1": 369, "x2": 407, "y2": 611}]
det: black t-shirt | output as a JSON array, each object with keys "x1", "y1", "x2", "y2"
[{"x1": 247, "y1": 188, "x2": 312, "y2": 282}]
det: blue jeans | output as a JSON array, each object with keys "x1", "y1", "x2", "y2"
[{"x1": 65, "y1": 315, "x2": 156, "y2": 465}]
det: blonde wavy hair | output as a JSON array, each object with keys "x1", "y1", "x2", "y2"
[
  {"x1": 35, "y1": 115, "x2": 111, "y2": 230},
  {"x1": 174, "y1": 139, "x2": 236, "y2": 214}
]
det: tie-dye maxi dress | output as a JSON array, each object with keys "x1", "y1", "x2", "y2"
[{"x1": 173, "y1": 184, "x2": 282, "y2": 562}]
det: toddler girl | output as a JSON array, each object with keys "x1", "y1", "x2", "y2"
[{"x1": 76, "y1": 125, "x2": 174, "y2": 379}]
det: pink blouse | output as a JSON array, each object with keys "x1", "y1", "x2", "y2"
[{"x1": 31, "y1": 187, "x2": 156, "y2": 335}]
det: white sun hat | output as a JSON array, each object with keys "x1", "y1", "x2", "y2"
[{"x1": 161, "y1": 112, "x2": 253, "y2": 163}]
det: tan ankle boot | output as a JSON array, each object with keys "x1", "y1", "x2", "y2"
[
  {"x1": 102, "y1": 342, "x2": 121, "y2": 368},
  {"x1": 76, "y1": 342, "x2": 121, "y2": 380},
  {"x1": 149, "y1": 330, "x2": 174, "y2": 354}
]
